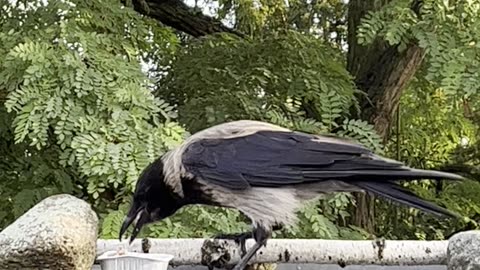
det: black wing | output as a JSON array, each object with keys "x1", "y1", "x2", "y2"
[
  {"x1": 181, "y1": 130, "x2": 462, "y2": 189},
  {"x1": 181, "y1": 130, "x2": 463, "y2": 217}
]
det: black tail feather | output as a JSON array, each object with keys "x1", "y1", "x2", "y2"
[
  {"x1": 301, "y1": 164, "x2": 464, "y2": 218},
  {"x1": 302, "y1": 167, "x2": 465, "y2": 183},
  {"x1": 353, "y1": 181, "x2": 460, "y2": 218}
]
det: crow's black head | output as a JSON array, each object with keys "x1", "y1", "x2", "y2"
[{"x1": 119, "y1": 157, "x2": 180, "y2": 243}]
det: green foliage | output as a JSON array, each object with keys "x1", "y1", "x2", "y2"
[
  {"x1": 215, "y1": 0, "x2": 347, "y2": 44},
  {"x1": 281, "y1": 193, "x2": 370, "y2": 239},
  {"x1": 353, "y1": 1, "x2": 480, "y2": 239},
  {"x1": 161, "y1": 31, "x2": 383, "y2": 154},
  {"x1": 357, "y1": 0, "x2": 480, "y2": 96},
  {"x1": 395, "y1": 83, "x2": 476, "y2": 168},
  {"x1": 376, "y1": 79, "x2": 480, "y2": 240},
  {"x1": 0, "y1": 0, "x2": 185, "y2": 231},
  {"x1": 100, "y1": 209, "x2": 126, "y2": 239},
  {"x1": 338, "y1": 119, "x2": 384, "y2": 155},
  {"x1": 356, "y1": 0, "x2": 416, "y2": 48},
  {"x1": 144, "y1": 206, "x2": 250, "y2": 238}
]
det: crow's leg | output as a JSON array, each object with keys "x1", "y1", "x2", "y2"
[
  {"x1": 213, "y1": 232, "x2": 252, "y2": 256},
  {"x1": 231, "y1": 225, "x2": 270, "y2": 270},
  {"x1": 213, "y1": 225, "x2": 282, "y2": 257}
]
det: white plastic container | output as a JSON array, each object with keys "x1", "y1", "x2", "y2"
[{"x1": 97, "y1": 250, "x2": 174, "y2": 270}]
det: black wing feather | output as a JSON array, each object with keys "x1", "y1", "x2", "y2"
[{"x1": 182, "y1": 130, "x2": 463, "y2": 188}]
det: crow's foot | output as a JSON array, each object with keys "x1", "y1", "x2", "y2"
[
  {"x1": 213, "y1": 232, "x2": 252, "y2": 257},
  {"x1": 231, "y1": 226, "x2": 270, "y2": 270}
]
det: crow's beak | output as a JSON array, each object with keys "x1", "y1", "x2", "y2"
[{"x1": 119, "y1": 207, "x2": 149, "y2": 244}]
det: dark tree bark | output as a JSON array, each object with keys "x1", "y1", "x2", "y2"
[
  {"x1": 349, "y1": 43, "x2": 425, "y2": 140},
  {"x1": 346, "y1": 0, "x2": 425, "y2": 233},
  {"x1": 347, "y1": 0, "x2": 425, "y2": 140},
  {"x1": 126, "y1": 0, "x2": 244, "y2": 38}
]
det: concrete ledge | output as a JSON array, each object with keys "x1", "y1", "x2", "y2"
[{"x1": 97, "y1": 239, "x2": 448, "y2": 267}]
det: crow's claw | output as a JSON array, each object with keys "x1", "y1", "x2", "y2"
[{"x1": 213, "y1": 232, "x2": 252, "y2": 257}]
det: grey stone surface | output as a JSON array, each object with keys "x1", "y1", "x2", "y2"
[
  {"x1": 93, "y1": 264, "x2": 446, "y2": 270},
  {"x1": 0, "y1": 194, "x2": 98, "y2": 270},
  {"x1": 447, "y1": 230, "x2": 480, "y2": 270}
]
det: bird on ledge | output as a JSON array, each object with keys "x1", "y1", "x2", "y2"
[{"x1": 119, "y1": 120, "x2": 464, "y2": 270}]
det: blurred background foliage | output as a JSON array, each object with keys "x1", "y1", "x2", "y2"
[{"x1": 0, "y1": 0, "x2": 479, "y2": 241}]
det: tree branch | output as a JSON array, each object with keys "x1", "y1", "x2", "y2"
[{"x1": 126, "y1": 0, "x2": 244, "y2": 38}]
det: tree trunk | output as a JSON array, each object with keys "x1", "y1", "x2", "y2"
[
  {"x1": 351, "y1": 44, "x2": 425, "y2": 140},
  {"x1": 346, "y1": 0, "x2": 425, "y2": 234}
]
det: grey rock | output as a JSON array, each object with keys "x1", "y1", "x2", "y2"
[
  {"x1": 448, "y1": 230, "x2": 480, "y2": 270},
  {"x1": 0, "y1": 194, "x2": 98, "y2": 270}
]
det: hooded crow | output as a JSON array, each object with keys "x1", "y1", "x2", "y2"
[{"x1": 119, "y1": 120, "x2": 463, "y2": 270}]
